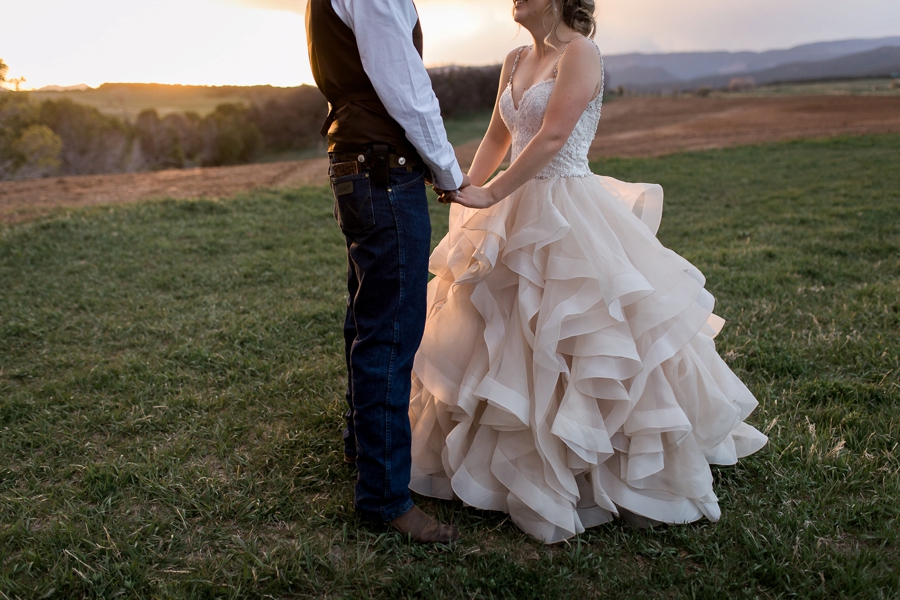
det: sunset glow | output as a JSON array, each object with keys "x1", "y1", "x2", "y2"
[{"x1": 3, "y1": 0, "x2": 899, "y2": 89}]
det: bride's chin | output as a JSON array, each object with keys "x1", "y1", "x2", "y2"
[
  {"x1": 512, "y1": 7, "x2": 536, "y2": 25},
  {"x1": 512, "y1": 0, "x2": 528, "y2": 20}
]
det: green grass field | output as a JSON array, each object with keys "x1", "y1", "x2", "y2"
[
  {"x1": 1, "y1": 135, "x2": 898, "y2": 598},
  {"x1": 442, "y1": 111, "x2": 493, "y2": 147},
  {"x1": 723, "y1": 77, "x2": 900, "y2": 98}
]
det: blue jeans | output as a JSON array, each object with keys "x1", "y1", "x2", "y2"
[{"x1": 331, "y1": 164, "x2": 431, "y2": 522}]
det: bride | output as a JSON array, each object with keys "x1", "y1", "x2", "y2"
[{"x1": 410, "y1": 0, "x2": 768, "y2": 543}]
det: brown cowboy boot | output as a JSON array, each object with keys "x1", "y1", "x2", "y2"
[{"x1": 390, "y1": 505, "x2": 460, "y2": 543}]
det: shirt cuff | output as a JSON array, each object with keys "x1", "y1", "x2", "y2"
[{"x1": 430, "y1": 161, "x2": 464, "y2": 191}]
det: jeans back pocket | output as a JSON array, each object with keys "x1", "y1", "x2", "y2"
[{"x1": 331, "y1": 173, "x2": 375, "y2": 233}]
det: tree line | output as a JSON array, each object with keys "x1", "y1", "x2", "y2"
[
  {"x1": 0, "y1": 85, "x2": 328, "y2": 180},
  {"x1": 0, "y1": 61, "x2": 501, "y2": 181}
]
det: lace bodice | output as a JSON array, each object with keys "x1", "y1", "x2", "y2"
[{"x1": 499, "y1": 42, "x2": 604, "y2": 179}]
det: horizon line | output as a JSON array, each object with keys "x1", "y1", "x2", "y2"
[{"x1": 7, "y1": 34, "x2": 900, "y2": 91}]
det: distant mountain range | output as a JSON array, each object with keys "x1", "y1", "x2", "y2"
[
  {"x1": 35, "y1": 84, "x2": 93, "y2": 92},
  {"x1": 605, "y1": 36, "x2": 900, "y2": 91}
]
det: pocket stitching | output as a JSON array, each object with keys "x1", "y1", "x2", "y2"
[{"x1": 332, "y1": 173, "x2": 374, "y2": 233}]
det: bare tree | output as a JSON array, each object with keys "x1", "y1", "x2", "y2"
[{"x1": 0, "y1": 60, "x2": 26, "y2": 92}]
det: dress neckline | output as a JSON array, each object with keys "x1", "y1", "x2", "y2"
[
  {"x1": 507, "y1": 41, "x2": 572, "y2": 111},
  {"x1": 507, "y1": 37, "x2": 599, "y2": 111},
  {"x1": 507, "y1": 77, "x2": 556, "y2": 112},
  {"x1": 504, "y1": 78, "x2": 602, "y2": 114}
]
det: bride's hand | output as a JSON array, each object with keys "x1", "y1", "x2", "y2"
[{"x1": 454, "y1": 184, "x2": 500, "y2": 209}]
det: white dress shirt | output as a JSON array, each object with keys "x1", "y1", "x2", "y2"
[{"x1": 330, "y1": 0, "x2": 463, "y2": 190}]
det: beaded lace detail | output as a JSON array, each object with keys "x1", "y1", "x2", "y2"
[{"x1": 500, "y1": 40, "x2": 605, "y2": 179}]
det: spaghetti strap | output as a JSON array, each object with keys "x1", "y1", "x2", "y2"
[
  {"x1": 552, "y1": 42, "x2": 572, "y2": 78},
  {"x1": 583, "y1": 37, "x2": 605, "y2": 99},
  {"x1": 553, "y1": 36, "x2": 605, "y2": 77},
  {"x1": 508, "y1": 45, "x2": 528, "y2": 87}
]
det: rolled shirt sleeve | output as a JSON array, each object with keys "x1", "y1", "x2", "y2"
[{"x1": 331, "y1": 0, "x2": 463, "y2": 190}]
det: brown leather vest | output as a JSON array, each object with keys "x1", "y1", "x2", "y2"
[{"x1": 306, "y1": 0, "x2": 423, "y2": 158}]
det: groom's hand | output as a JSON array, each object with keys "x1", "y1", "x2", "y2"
[
  {"x1": 435, "y1": 187, "x2": 456, "y2": 204},
  {"x1": 435, "y1": 174, "x2": 471, "y2": 204}
]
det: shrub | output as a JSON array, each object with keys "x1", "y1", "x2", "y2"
[
  {"x1": 164, "y1": 112, "x2": 204, "y2": 164},
  {"x1": 39, "y1": 98, "x2": 139, "y2": 175},
  {"x1": 13, "y1": 124, "x2": 62, "y2": 178},
  {"x1": 429, "y1": 65, "x2": 502, "y2": 117},
  {"x1": 1, "y1": 93, "x2": 39, "y2": 178},
  {"x1": 248, "y1": 85, "x2": 327, "y2": 151},
  {"x1": 0, "y1": 94, "x2": 62, "y2": 179},
  {"x1": 728, "y1": 77, "x2": 756, "y2": 92},
  {"x1": 198, "y1": 103, "x2": 263, "y2": 167},
  {"x1": 135, "y1": 109, "x2": 186, "y2": 170}
]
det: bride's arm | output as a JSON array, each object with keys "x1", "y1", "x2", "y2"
[
  {"x1": 466, "y1": 49, "x2": 517, "y2": 187},
  {"x1": 458, "y1": 39, "x2": 602, "y2": 208}
]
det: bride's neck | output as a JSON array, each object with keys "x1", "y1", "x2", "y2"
[{"x1": 526, "y1": 23, "x2": 580, "y2": 57}]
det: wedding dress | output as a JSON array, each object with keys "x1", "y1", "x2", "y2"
[{"x1": 409, "y1": 43, "x2": 767, "y2": 543}]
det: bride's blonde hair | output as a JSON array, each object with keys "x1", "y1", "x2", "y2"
[{"x1": 549, "y1": 0, "x2": 596, "y2": 39}]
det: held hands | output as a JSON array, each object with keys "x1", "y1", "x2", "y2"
[
  {"x1": 434, "y1": 173, "x2": 501, "y2": 209},
  {"x1": 454, "y1": 184, "x2": 501, "y2": 209},
  {"x1": 435, "y1": 174, "x2": 470, "y2": 205}
]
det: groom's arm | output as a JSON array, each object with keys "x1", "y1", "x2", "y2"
[{"x1": 331, "y1": 0, "x2": 463, "y2": 192}]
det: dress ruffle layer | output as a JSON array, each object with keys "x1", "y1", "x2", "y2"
[{"x1": 409, "y1": 174, "x2": 767, "y2": 543}]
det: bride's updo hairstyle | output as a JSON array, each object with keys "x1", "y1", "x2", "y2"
[{"x1": 550, "y1": 0, "x2": 597, "y2": 39}]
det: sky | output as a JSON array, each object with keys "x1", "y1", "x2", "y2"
[{"x1": 2, "y1": 0, "x2": 899, "y2": 89}]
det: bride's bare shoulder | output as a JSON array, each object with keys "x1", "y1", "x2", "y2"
[
  {"x1": 561, "y1": 36, "x2": 602, "y2": 66},
  {"x1": 556, "y1": 37, "x2": 602, "y2": 81}
]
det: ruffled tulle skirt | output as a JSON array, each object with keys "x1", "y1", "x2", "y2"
[{"x1": 409, "y1": 174, "x2": 767, "y2": 543}]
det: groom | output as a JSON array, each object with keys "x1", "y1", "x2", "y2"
[{"x1": 306, "y1": 0, "x2": 467, "y2": 543}]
